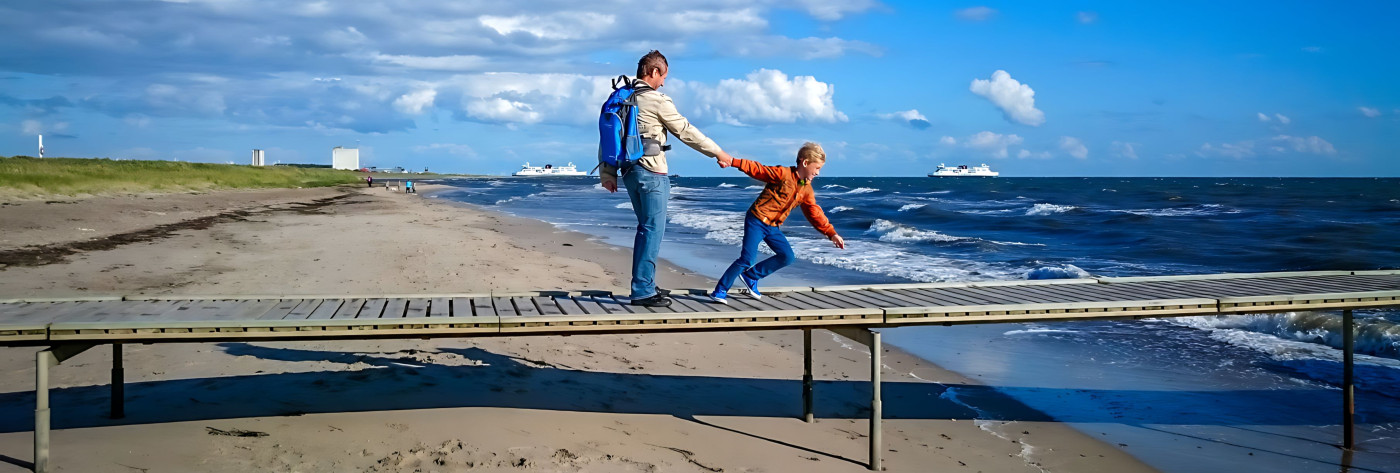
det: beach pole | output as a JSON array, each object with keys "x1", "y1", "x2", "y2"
[
  {"x1": 111, "y1": 344, "x2": 124, "y2": 419},
  {"x1": 870, "y1": 330, "x2": 882, "y2": 471},
  {"x1": 35, "y1": 350, "x2": 54, "y2": 473},
  {"x1": 1343, "y1": 309, "x2": 1354, "y2": 450},
  {"x1": 803, "y1": 328, "x2": 814, "y2": 423}
]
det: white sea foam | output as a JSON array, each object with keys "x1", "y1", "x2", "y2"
[
  {"x1": 845, "y1": 187, "x2": 879, "y2": 194},
  {"x1": 1003, "y1": 328, "x2": 1080, "y2": 336},
  {"x1": 1025, "y1": 264, "x2": 1090, "y2": 280},
  {"x1": 828, "y1": 206, "x2": 854, "y2": 213},
  {"x1": 822, "y1": 184, "x2": 848, "y2": 190},
  {"x1": 717, "y1": 183, "x2": 737, "y2": 188},
  {"x1": 1110, "y1": 204, "x2": 1239, "y2": 217},
  {"x1": 1170, "y1": 312, "x2": 1400, "y2": 359},
  {"x1": 615, "y1": 202, "x2": 632, "y2": 210},
  {"x1": 745, "y1": 185, "x2": 764, "y2": 190},
  {"x1": 867, "y1": 219, "x2": 965, "y2": 243},
  {"x1": 1025, "y1": 203, "x2": 1077, "y2": 216},
  {"x1": 898, "y1": 203, "x2": 927, "y2": 212}
]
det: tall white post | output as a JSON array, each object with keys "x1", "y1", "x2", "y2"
[{"x1": 38, "y1": 134, "x2": 44, "y2": 158}]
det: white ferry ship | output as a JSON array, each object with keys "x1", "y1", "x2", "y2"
[
  {"x1": 512, "y1": 162, "x2": 587, "y2": 177},
  {"x1": 929, "y1": 163, "x2": 999, "y2": 177}
]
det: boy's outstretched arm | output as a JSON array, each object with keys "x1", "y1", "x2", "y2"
[
  {"x1": 799, "y1": 195, "x2": 845, "y2": 249},
  {"x1": 731, "y1": 157, "x2": 787, "y2": 183}
]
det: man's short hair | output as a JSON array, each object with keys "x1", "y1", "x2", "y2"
[
  {"x1": 637, "y1": 50, "x2": 668, "y2": 78},
  {"x1": 798, "y1": 142, "x2": 826, "y2": 165}
]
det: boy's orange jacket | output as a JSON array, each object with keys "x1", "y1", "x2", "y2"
[{"x1": 732, "y1": 158, "x2": 837, "y2": 237}]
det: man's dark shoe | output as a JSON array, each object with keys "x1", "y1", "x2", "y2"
[
  {"x1": 630, "y1": 294, "x2": 672, "y2": 307},
  {"x1": 656, "y1": 288, "x2": 671, "y2": 296}
]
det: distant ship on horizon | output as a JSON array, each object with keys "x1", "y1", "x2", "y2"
[
  {"x1": 513, "y1": 162, "x2": 587, "y2": 177},
  {"x1": 929, "y1": 163, "x2": 999, "y2": 177}
]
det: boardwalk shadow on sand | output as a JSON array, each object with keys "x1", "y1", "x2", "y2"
[{"x1": 0, "y1": 342, "x2": 1392, "y2": 437}]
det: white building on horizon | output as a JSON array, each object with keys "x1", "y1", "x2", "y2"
[
  {"x1": 332, "y1": 146, "x2": 359, "y2": 170},
  {"x1": 251, "y1": 149, "x2": 265, "y2": 166}
]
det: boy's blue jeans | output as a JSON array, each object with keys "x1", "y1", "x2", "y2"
[
  {"x1": 623, "y1": 167, "x2": 670, "y2": 299},
  {"x1": 715, "y1": 213, "x2": 795, "y2": 296}
]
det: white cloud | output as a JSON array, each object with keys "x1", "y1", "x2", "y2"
[
  {"x1": 480, "y1": 12, "x2": 616, "y2": 41},
  {"x1": 372, "y1": 54, "x2": 487, "y2": 71},
  {"x1": 956, "y1": 6, "x2": 998, "y2": 21},
  {"x1": 970, "y1": 70, "x2": 1045, "y2": 126},
  {"x1": 413, "y1": 143, "x2": 477, "y2": 157},
  {"x1": 728, "y1": 36, "x2": 882, "y2": 60},
  {"x1": 1271, "y1": 135, "x2": 1336, "y2": 155},
  {"x1": 663, "y1": 9, "x2": 767, "y2": 34},
  {"x1": 1198, "y1": 141, "x2": 1256, "y2": 159},
  {"x1": 466, "y1": 97, "x2": 542, "y2": 124},
  {"x1": 1059, "y1": 136, "x2": 1088, "y2": 159},
  {"x1": 687, "y1": 69, "x2": 847, "y2": 125},
  {"x1": 1259, "y1": 112, "x2": 1290, "y2": 124},
  {"x1": 393, "y1": 88, "x2": 437, "y2": 115},
  {"x1": 878, "y1": 109, "x2": 931, "y2": 129},
  {"x1": 1077, "y1": 11, "x2": 1099, "y2": 24},
  {"x1": 791, "y1": 0, "x2": 881, "y2": 21},
  {"x1": 1198, "y1": 135, "x2": 1337, "y2": 158},
  {"x1": 939, "y1": 136, "x2": 957, "y2": 146},
  {"x1": 962, "y1": 131, "x2": 1022, "y2": 158},
  {"x1": 1359, "y1": 106, "x2": 1381, "y2": 118},
  {"x1": 1017, "y1": 149, "x2": 1052, "y2": 159},
  {"x1": 1111, "y1": 141, "x2": 1139, "y2": 159}
]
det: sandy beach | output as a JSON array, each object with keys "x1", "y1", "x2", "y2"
[{"x1": 0, "y1": 184, "x2": 1157, "y2": 472}]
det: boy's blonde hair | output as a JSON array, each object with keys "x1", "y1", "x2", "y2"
[{"x1": 797, "y1": 142, "x2": 826, "y2": 165}]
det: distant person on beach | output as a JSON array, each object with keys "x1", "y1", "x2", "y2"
[
  {"x1": 598, "y1": 50, "x2": 737, "y2": 308},
  {"x1": 710, "y1": 142, "x2": 845, "y2": 304},
  {"x1": 366, "y1": 175, "x2": 373, "y2": 187},
  {"x1": 405, "y1": 180, "x2": 415, "y2": 193}
]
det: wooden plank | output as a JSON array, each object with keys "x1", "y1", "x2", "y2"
[
  {"x1": 222, "y1": 300, "x2": 283, "y2": 321},
  {"x1": 532, "y1": 297, "x2": 564, "y2": 316},
  {"x1": 805, "y1": 291, "x2": 875, "y2": 309},
  {"x1": 973, "y1": 285, "x2": 1077, "y2": 304},
  {"x1": 306, "y1": 299, "x2": 345, "y2": 319},
  {"x1": 380, "y1": 298, "x2": 409, "y2": 318},
  {"x1": 490, "y1": 297, "x2": 517, "y2": 316},
  {"x1": 669, "y1": 294, "x2": 719, "y2": 313},
  {"x1": 427, "y1": 297, "x2": 450, "y2": 317},
  {"x1": 765, "y1": 293, "x2": 820, "y2": 310},
  {"x1": 840, "y1": 289, "x2": 914, "y2": 307},
  {"x1": 449, "y1": 297, "x2": 472, "y2": 316},
  {"x1": 332, "y1": 299, "x2": 367, "y2": 319},
  {"x1": 819, "y1": 290, "x2": 890, "y2": 309},
  {"x1": 356, "y1": 299, "x2": 389, "y2": 318},
  {"x1": 881, "y1": 289, "x2": 955, "y2": 306},
  {"x1": 571, "y1": 296, "x2": 612, "y2": 315},
  {"x1": 284, "y1": 299, "x2": 324, "y2": 320},
  {"x1": 552, "y1": 296, "x2": 589, "y2": 316},
  {"x1": 471, "y1": 298, "x2": 496, "y2": 317},
  {"x1": 868, "y1": 290, "x2": 940, "y2": 307},
  {"x1": 404, "y1": 299, "x2": 429, "y2": 318},
  {"x1": 1096, "y1": 270, "x2": 1353, "y2": 283},
  {"x1": 779, "y1": 291, "x2": 847, "y2": 309},
  {"x1": 257, "y1": 299, "x2": 305, "y2": 320},
  {"x1": 511, "y1": 297, "x2": 541, "y2": 316},
  {"x1": 0, "y1": 302, "x2": 66, "y2": 322},
  {"x1": 907, "y1": 288, "x2": 999, "y2": 306}
]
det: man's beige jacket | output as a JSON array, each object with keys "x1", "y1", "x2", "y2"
[{"x1": 599, "y1": 79, "x2": 721, "y2": 180}]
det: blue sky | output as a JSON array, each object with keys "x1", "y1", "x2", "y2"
[{"x1": 1, "y1": 1, "x2": 1396, "y2": 177}]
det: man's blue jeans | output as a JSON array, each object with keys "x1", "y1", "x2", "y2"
[
  {"x1": 715, "y1": 213, "x2": 795, "y2": 296},
  {"x1": 623, "y1": 167, "x2": 670, "y2": 299}
]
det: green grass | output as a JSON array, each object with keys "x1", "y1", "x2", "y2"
[{"x1": 0, "y1": 156, "x2": 364, "y2": 201}]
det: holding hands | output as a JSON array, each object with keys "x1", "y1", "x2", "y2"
[{"x1": 716, "y1": 151, "x2": 734, "y2": 168}]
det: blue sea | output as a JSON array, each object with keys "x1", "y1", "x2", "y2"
[{"x1": 430, "y1": 176, "x2": 1400, "y2": 472}]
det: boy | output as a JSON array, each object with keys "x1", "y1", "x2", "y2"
[{"x1": 711, "y1": 142, "x2": 846, "y2": 304}]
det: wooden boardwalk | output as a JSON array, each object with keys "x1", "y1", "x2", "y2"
[
  {"x1": 3, "y1": 270, "x2": 1399, "y2": 472},
  {"x1": 2, "y1": 270, "x2": 1398, "y2": 345}
]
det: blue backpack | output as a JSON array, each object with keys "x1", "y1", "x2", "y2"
[{"x1": 598, "y1": 75, "x2": 645, "y2": 169}]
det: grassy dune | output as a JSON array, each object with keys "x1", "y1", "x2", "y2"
[{"x1": 0, "y1": 156, "x2": 363, "y2": 201}]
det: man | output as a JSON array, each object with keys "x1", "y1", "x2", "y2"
[{"x1": 599, "y1": 50, "x2": 736, "y2": 307}]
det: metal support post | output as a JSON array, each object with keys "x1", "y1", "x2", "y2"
[
  {"x1": 35, "y1": 350, "x2": 54, "y2": 473},
  {"x1": 828, "y1": 327, "x2": 883, "y2": 471},
  {"x1": 1343, "y1": 309, "x2": 1354, "y2": 450},
  {"x1": 870, "y1": 330, "x2": 883, "y2": 471},
  {"x1": 111, "y1": 344, "x2": 124, "y2": 419},
  {"x1": 803, "y1": 329, "x2": 814, "y2": 423},
  {"x1": 33, "y1": 344, "x2": 94, "y2": 473}
]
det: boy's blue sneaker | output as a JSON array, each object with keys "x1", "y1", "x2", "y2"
[
  {"x1": 709, "y1": 290, "x2": 729, "y2": 305},
  {"x1": 739, "y1": 274, "x2": 763, "y2": 299}
]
